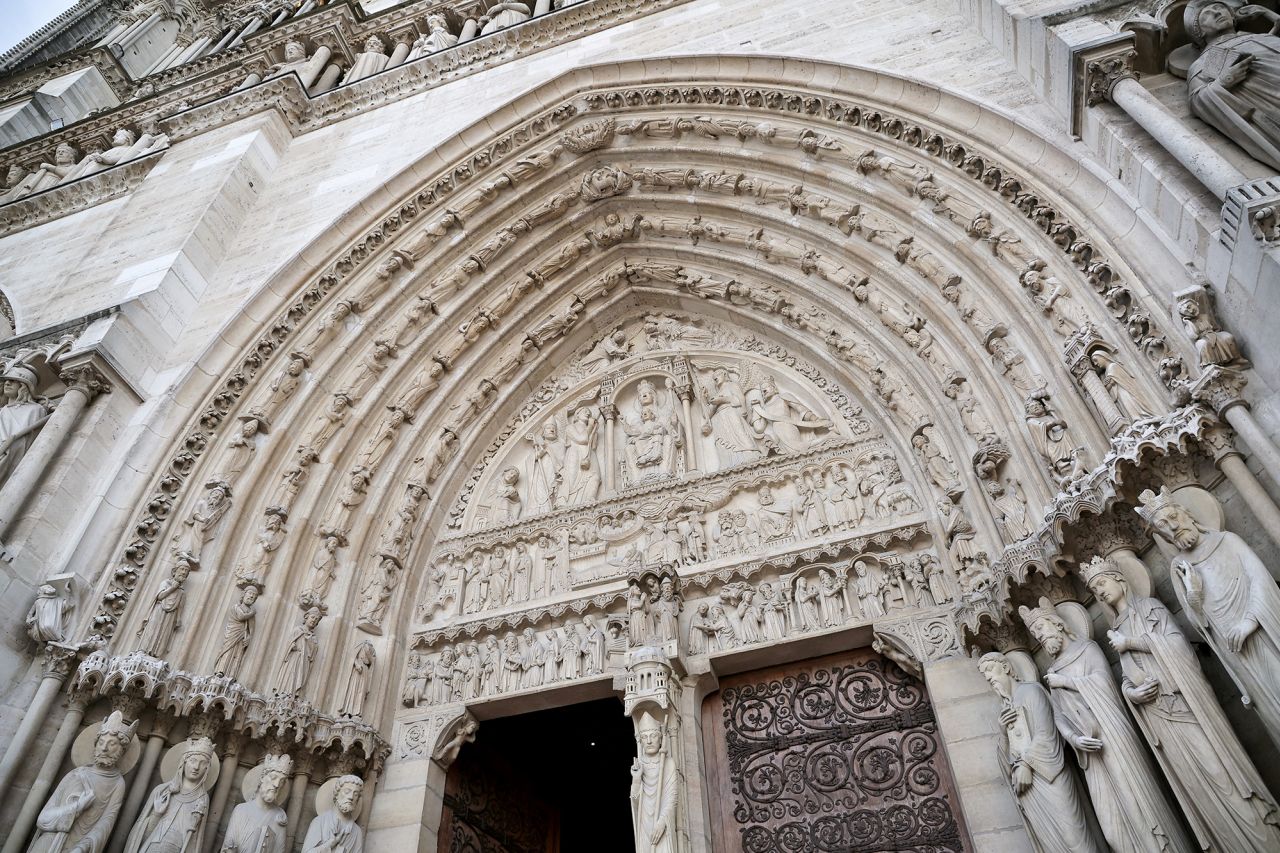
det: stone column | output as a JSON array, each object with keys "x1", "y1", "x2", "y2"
[
  {"x1": 2, "y1": 694, "x2": 89, "y2": 853},
  {"x1": 677, "y1": 385, "x2": 697, "y2": 471},
  {"x1": 1194, "y1": 365, "x2": 1280, "y2": 488},
  {"x1": 311, "y1": 63, "x2": 342, "y2": 95},
  {"x1": 922, "y1": 654, "x2": 1033, "y2": 851},
  {"x1": 387, "y1": 38, "x2": 412, "y2": 68},
  {"x1": 675, "y1": 669, "x2": 718, "y2": 852},
  {"x1": 534, "y1": 0, "x2": 553, "y2": 14},
  {"x1": 0, "y1": 363, "x2": 108, "y2": 541},
  {"x1": 0, "y1": 645, "x2": 78, "y2": 803},
  {"x1": 1081, "y1": 49, "x2": 1246, "y2": 201},
  {"x1": 359, "y1": 751, "x2": 385, "y2": 831},
  {"x1": 459, "y1": 19, "x2": 479, "y2": 41},
  {"x1": 1203, "y1": 424, "x2": 1280, "y2": 556},
  {"x1": 107, "y1": 714, "x2": 175, "y2": 853},
  {"x1": 284, "y1": 755, "x2": 313, "y2": 851},
  {"x1": 204, "y1": 733, "x2": 242, "y2": 851},
  {"x1": 228, "y1": 14, "x2": 265, "y2": 48},
  {"x1": 602, "y1": 404, "x2": 618, "y2": 493},
  {"x1": 365, "y1": 706, "x2": 469, "y2": 849}
]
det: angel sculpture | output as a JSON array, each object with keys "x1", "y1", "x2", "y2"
[{"x1": 697, "y1": 363, "x2": 764, "y2": 471}]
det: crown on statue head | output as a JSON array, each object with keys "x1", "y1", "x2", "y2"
[
  {"x1": 1017, "y1": 596, "x2": 1062, "y2": 631},
  {"x1": 184, "y1": 736, "x2": 215, "y2": 761},
  {"x1": 1134, "y1": 486, "x2": 1177, "y2": 525},
  {"x1": 1078, "y1": 555, "x2": 1125, "y2": 587},
  {"x1": 99, "y1": 710, "x2": 139, "y2": 745},
  {"x1": 261, "y1": 753, "x2": 293, "y2": 776}
]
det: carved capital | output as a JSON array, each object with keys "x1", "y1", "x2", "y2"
[
  {"x1": 1084, "y1": 54, "x2": 1138, "y2": 106},
  {"x1": 41, "y1": 641, "x2": 80, "y2": 679},
  {"x1": 58, "y1": 362, "x2": 111, "y2": 398},
  {"x1": 111, "y1": 692, "x2": 146, "y2": 722},
  {"x1": 1191, "y1": 365, "x2": 1249, "y2": 417},
  {"x1": 1073, "y1": 511, "x2": 1146, "y2": 558},
  {"x1": 1201, "y1": 423, "x2": 1242, "y2": 464}
]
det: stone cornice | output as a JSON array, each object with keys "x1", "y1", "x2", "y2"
[{"x1": 0, "y1": 150, "x2": 163, "y2": 238}]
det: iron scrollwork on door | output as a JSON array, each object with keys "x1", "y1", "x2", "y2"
[{"x1": 720, "y1": 657, "x2": 965, "y2": 852}]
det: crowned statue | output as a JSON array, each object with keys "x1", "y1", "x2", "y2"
[{"x1": 123, "y1": 737, "x2": 216, "y2": 853}]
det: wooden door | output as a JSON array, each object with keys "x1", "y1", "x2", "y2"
[
  {"x1": 702, "y1": 648, "x2": 969, "y2": 852},
  {"x1": 438, "y1": 744, "x2": 559, "y2": 853}
]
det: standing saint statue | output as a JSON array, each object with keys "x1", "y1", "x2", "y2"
[
  {"x1": 1136, "y1": 486, "x2": 1280, "y2": 746},
  {"x1": 173, "y1": 479, "x2": 233, "y2": 565},
  {"x1": 273, "y1": 605, "x2": 324, "y2": 696},
  {"x1": 1082, "y1": 556, "x2": 1280, "y2": 852},
  {"x1": 630, "y1": 712, "x2": 679, "y2": 853},
  {"x1": 0, "y1": 364, "x2": 49, "y2": 487},
  {"x1": 560, "y1": 407, "x2": 601, "y2": 506},
  {"x1": 29, "y1": 710, "x2": 138, "y2": 853},
  {"x1": 1183, "y1": 0, "x2": 1280, "y2": 171},
  {"x1": 1020, "y1": 598, "x2": 1193, "y2": 853},
  {"x1": 301, "y1": 776, "x2": 364, "y2": 853},
  {"x1": 338, "y1": 641, "x2": 375, "y2": 718},
  {"x1": 525, "y1": 420, "x2": 564, "y2": 512},
  {"x1": 220, "y1": 754, "x2": 291, "y2": 853},
  {"x1": 123, "y1": 737, "x2": 216, "y2": 853},
  {"x1": 212, "y1": 579, "x2": 262, "y2": 678},
  {"x1": 978, "y1": 652, "x2": 1106, "y2": 853},
  {"x1": 135, "y1": 560, "x2": 190, "y2": 657},
  {"x1": 700, "y1": 366, "x2": 762, "y2": 470}
]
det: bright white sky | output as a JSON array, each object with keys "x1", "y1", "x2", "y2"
[{"x1": 0, "y1": 0, "x2": 81, "y2": 54}]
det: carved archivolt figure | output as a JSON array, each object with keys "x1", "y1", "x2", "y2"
[
  {"x1": 123, "y1": 737, "x2": 215, "y2": 853},
  {"x1": 302, "y1": 775, "x2": 364, "y2": 853},
  {"x1": 1020, "y1": 599, "x2": 1193, "y2": 853},
  {"x1": 1082, "y1": 557, "x2": 1280, "y2": 852},
  {"x1": 630, "y1": 712, "x2": 679, "y2": 853},
  {"x1": 135, "y1": 560, "x2": 189, "y2": 656},
  {"x1": 173, "y1": 479, "x2": 232, "y2": 565},
  {"x1": 212, "y1": 579, "x2": 261, "y2": 678},
  {"x1": 986, "y1": 479, "x2": 1033, "y2": 542},
  {"x1": 1090, "y1": 350, "x2": 1153, "y2": 421},
  {"x1": 273, "y1": 606, "x2": 324, "y2": 696},
  {"x1": 1138, "y1": 487, "x2": 1280, "y2": 746},
  {"x1": 0, "y1": 364, "x2": 49, "y2": 486},
  {"x1": 30, "y1": 711, "x2": 138, "y2": 853},
  {"x1": 26, "y1": 582, "x2": 71, "y2": 645},
  {"x1": 1023, "y1": 392, "x2": 1080, "y2": 483},
  {"x1": 220, "y1": 754, "x2": 291, "y2": 853},
  {"x1": 1183, "y1": 0, "x2": 1280, "y2": 170},
  {"x1": 1176, "y1": 291, "x2": 1246, "y2": 367},
  {"x1": 978, "y1": 652, "x2": 1106, "y2": 853}
]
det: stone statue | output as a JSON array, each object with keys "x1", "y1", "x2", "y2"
[
  {"x1": 1081, "y1": 556, "x2": 1280, "y2": 852},
  {"x1": 700, "y1": 366, "x2": 762, "y2": 469},
  {"x1": 29, "y1": 710, "x2": 138, "y2": 853},
  {"x1": 624, "y1": 405, "x2": 677, "y2": 480},
  {"x1": 1090, "y1": 350, "x2": 1153, "y2": 421},
  {"x1": 273, "y1": 605, "x2": 324, "y2": 696},
  {"x1": 339, "y1": 641, "x2": 375, "y2": 718},
  {"x1": 986, "y1": 479, "x2": 1033, "y2": 542},
  {"x1": 136, "y1": 560, "x2": 190, "y2": 656},
  {"x1": 409, "y1": 14, "x2": 458, "y2": 59},
  {"x1": 123, "y1": 737, "x2": 215, "y2": 853},
  {"x1": 0, "y1": 364, "x2": 49, "y2": 486},
  {"x1": 755, "y1": 485, "x2": 795, "y2": 540},
  {"x1": 630, "y1": 712, "x2": 678, "y2": 853},
  {"x1": 1137, "y1": 487, "x2": 1280, "y2": 746},
  {"x1": 853, "y1": 559, "x2": 886, "y2": 618},
  {"x1": 174, "y1": 479, "x2": 233, "y2": 565},
  {"x1": 480, "y1": 2, "x2": 531, "y2": 36},
  {"x1": 8, "y1": 144, "x2": 77, "y2": 200},
  {"x1": 492, "y1": 466, "x2": 522, "y2": 523},
  {"x1": 434, "y1": 719, "x2": 478, "y2": 766},
  {"x1": 561, "y1": 407, "x2": 601, "y2": 505},
  {"x1": 343, "y1": 35, "x2": 389, "y2": 85},
  {"x1": 525, "y1": 421, "x2": 564, "y2": 512},
  {"x1": 745, "y1": 371, "x2": 829, "y2": 453},
  {"x1": 1023, "y1": 392, "x2": 1079, "y2": 482},
  {"x1": 212, "y1": 579, "x2": 261, "y2": 678},
  {"x1": 220, "y1": 754, "x2": 291, "y2": 853},
  {"x1": 626, "y1": 580, "x2": 650, "y2": 644},
  {"x1": 1176, "y1": 289, "x2": 1245, "y2": 367},
  {"x1": 301, "y1": 775, "x2": 364, "y2": 853},
  {"x1": 1183, "y1": 0, "x2": 1280, "y2": 170},
  {"x1": 26, "y1": 582, "x2": 71, "y2": 644},
  {"x1": 1020, "y1": 598, "x2": 1193, "y2": 853},
  {"x1": 977, "y1": 652, "x2": 1106, "y2": 853},
  {"x1": 63, "y1": 128, "x2": 164, "y2": 182},
  {"x1": 583, "y1": 615, "x2": 606, "y2": 674}
]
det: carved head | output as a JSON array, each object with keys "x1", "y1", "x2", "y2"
[
  {"x1": 111, "y1": 128, "x2": 136, "y2": 147},
  {"x1": 1019, "y1": 598, "x2": 1071, "y2": 657},
  {"x1": 172, "y1": 562, "x2": 191, "y2": 583},
  {"x1": 1079, "y1": 556, "x2": 1127, "y2": 607},
  {"x1": 1186, "y1": 0, "x2": 1236, "y2": 45},
  {"x1": 541, "y1": 420, "x2": 558, "y2": 440},
  {"x1": 258, "y1": 768, "x2": 288, "y2": 805},
  {"x1": 54, "y1": 143, "x2": 76, "y2": 164},
  {"x1": 1136, "y1": 487, "x2": 1203, "y2": 550},
  {"x1": 1177, "y1": 296, "x2": 1200, "y2": 320},
  {"x1": 333, "y1": 775, "x2": 364, "y2": 815},
  {"x1": 427, "y1": 13, "x2": 449, "y2": 32},
  {"x1": 364, "y1": 34, "x2": 386, "y2": 54},
  {"x1": 241, "y1": 585, "x2": 260, "y2": 606},
  {"x1": 303, "y1": 607, "x2": 323, "y2": 630},
  {"x1": 5, "y1": 164, "x2": 25, "y2": 186},
  {"x1": 976, "y1": 651, "x2": 1014, "y2": 698},
  {"x1": 93, "y1": 710, "x2": 138, "y2": 769},
  {"x1": 758, "y1": 485, "x2": 773, "y2": 504},
  {"x1": 284, "y1": 39, "x2": 306, "y2": 62},
  {"x1": 180, "y1": 737, "x2": 214, "y2": 785}
]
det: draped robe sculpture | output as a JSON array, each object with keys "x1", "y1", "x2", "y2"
[
  {"x1": 123, "y1": 737, "x2": 214, "y2": 853},
  {"x1": 1082, "y1": 557, "x2": 1280, "y2": 852},
  {"x1": 220, "y1": 755, "x2": 291, "y2": 853},
  {"x1": 630, "y1": 713, "x2": 678, "y2": 853},
  {"x1": 1020, "y1": 599, "x2": 1192, "y2": 853},
  {"x1": 301, "y1": 776, "x2": 364, "y2": 853},
  {"x1": 29, "y1": 711, "x2": 138, "y2": 853},
  {"x1": 1137, "y1": 487, "x2": 1280, "y2": 746},
  {"x1": 978, "y1": 652, "x2": 1105, "y2": 853},
  {"x1": 0, "y1": 365, "x2": 49, "y2": 487}
]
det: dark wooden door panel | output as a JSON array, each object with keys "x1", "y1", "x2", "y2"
[{"x1": 703, "y1": 648, "x2": 968, "y2": 853}]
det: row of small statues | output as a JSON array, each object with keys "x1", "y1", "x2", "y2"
[
  {"x1": 28, "y1": 718, "x2": 366, "y2": 853},
  {"x1": 2, "y1": 126, "x2": 168, "y2": 205},
  {"x1": 403, "y1": 615, "x2": 614, "y2": 706},
  {"x1": 984, "y1": 486, "x2": 1280, "y2": 853}
]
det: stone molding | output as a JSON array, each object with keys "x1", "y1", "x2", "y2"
[
  {"x1": 1070, "y1": 33, "x2": 1138, "y2": 136},
  {"x1": 0, "y1": 150, "x2": 164, "y2": 237}
]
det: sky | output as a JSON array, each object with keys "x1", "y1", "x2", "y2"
[{"x1": 0, "y1": 0, "x2": 80, "y2": 54}]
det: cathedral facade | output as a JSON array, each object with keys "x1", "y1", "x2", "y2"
[{"x1": 0, "y1": 0, "x2": 1278, "y2": 851}]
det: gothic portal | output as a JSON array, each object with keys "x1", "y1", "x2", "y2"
[{"x1": 0, "y1": 2, "x2": 1279, "y2": 853}]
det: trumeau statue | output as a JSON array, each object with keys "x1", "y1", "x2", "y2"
[
  {"x1": 29, "y1": 711, "x2": 138, "y2": 853},
  {"x1": 1081, "y1": 556, "x2": 1280, "y2": 852},
  {"x1": 1019, "y1": 598, "x2": 1192, "y2": 853},
  {"x1": 220, "y1": 754, "x2": 292, "y2": 853},
  {"x1": 1136, "y1": 487, "x2": 1280, "y2": 746},
  {"x1": 1182, "y1": 0, "x2": 1280, "y2": 170},
  {"x1": 630, "y1": 711, "x2": 679, "y2": 853},
  {"x1": 123, "y1": 737, "x2": 216, "y2": 853},
  {"x1": 978, "y1": 652, "x2": 1106, "y2": 853},
  {"x1": 301, "y1": 776, "x2": 364, "y2": 853},
  {"x1": 0, "y1": 364, "x2": 49, "y2": 486}
]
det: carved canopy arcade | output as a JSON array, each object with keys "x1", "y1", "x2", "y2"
[{"x1": 93, "y1": 59, "x2": 1189, "y2": 784}]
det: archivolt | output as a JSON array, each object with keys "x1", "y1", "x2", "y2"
[{"x1": 88, "y1": 56, "x2": 1199, "y2": 730}]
